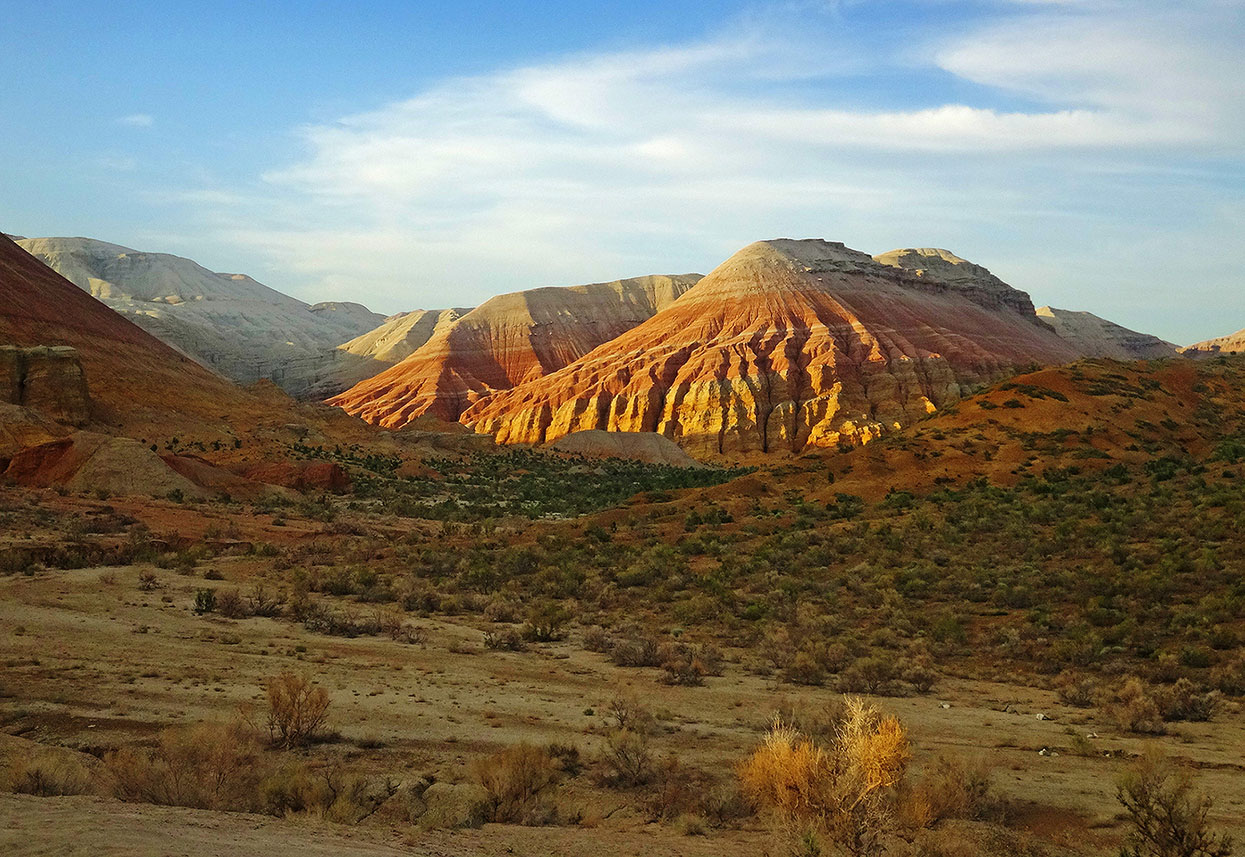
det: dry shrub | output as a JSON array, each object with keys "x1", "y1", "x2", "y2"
[
  {"x1": 608, "y1": 693, "x2": 656, "y2": 734},
  {"x1": 1157, "y1": 678, "x2": 1220, "y2": 723},
  {"x1": 658, "y1": 642, "x2": 722, "y2": 686},
  {"x1": 1116, "y1": 753, "x2": 1234, "y2": 857},
  {"x1": 600, "y1": 728, "x2": 654, "y2": 788},
  {"x1": 471, "y1": 743, "x2": 563, "y2": 824},
  {"x1": 216, "y1": 588, "x2": 248, "y2": 618},
  {"x1": 265, "y1": 673, "x2": 331, "y2": 747},
  {"x1": 610, "y1": 634, "x2": 662, "y2": 667},
  {"x1": 582, "y1": 625, "x2": 612, "y2": 653},
  {"x1": 106, "y1": 720, "x2": 265, "y2": 811},
  {"x1": 483, "y1": 628, "x2": 526, "y2": 651},
  {"x1": 646, "y1": 756, "x2": 752, "y2": 828},
  {"x1": 901, "y1": 755, "x2": 995, "y2": 830},
  {"x1": 1210, "y1": 654, "x2": 1245, "y2": 696},
  {"x1": 739, "y1": 697, "x2": 910, "y2": 857},
  {"x1": 1107, "y1": 677, "x2": 1166, "y2": 734},
  {"x1": 5, "y1": 751, "x2": 95, "y2": 796},
  {"x1": 260, "y1": 761, "x2": 394, "y2": 823},
  {"x1": 838, "y1": 656, "x2": 900, "y2": 695},
  {"x1": 1054, "y1": 670, "x2": 1099, "y2": 708}
]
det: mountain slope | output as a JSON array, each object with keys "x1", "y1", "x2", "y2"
[
  {"x1": 462, "y1": 239, "x2": 1080, "y2": 457},
  {"x1": 16, "y1": 237, "x2": 385, "y2": 396},
  {"x1": 306, "y1": 308, "x2": 470, "y2": 400},
  {"x1": 1183, "y1": 326, "x2": 1245, "y2": 356},
  {"x1": 330, "y1": 274, "x2": 700, "y2": 427},
  {"x1": 1034, "y1": 306, "x2": 1178, "y2": 359},
  {"x1": 0, "y1": 233, "x2": 255, "y2": 435}
]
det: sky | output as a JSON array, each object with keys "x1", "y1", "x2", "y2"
[{"x1": 1, "y1": 0, "x2": 1242, "y2": 344}]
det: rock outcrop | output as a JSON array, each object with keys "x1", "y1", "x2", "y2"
[
  {"x1": 0, "y1": 404, "x2": 66, "y2": 461},
  {"x1": 0, "y1": 345, "x2": 91, "y2": 425},
  {"x1": 5, "y1": 432, "x2": 207, "y2": 497},
  {"x1": 462, "y1": 239, "x2": 1080, "y2": 457},
  {"x1": 1183, "y1": 327, "x2": 1245, "y2": 357},
  {"x1": 550, "y1": 430, "x2": 705, "y2": 468},
  {"x1": 330, "y1": 274, "x2": 700, "y2": 427},
  {"x1": 1035, "y1": 306, "x2": 1179, "y2": 360},
  {"x1": 16, "y1": 237, "x2": 385, "y2": 397}
]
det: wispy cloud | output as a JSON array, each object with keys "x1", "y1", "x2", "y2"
[
  {"x1": 117, "y1": 113, "x2": 154, "y2": 128},
  {"x1": 189, "y1": 1, "x2": 1244, "y2": 341}
]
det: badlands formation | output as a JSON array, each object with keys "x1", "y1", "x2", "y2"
[
  {"x1": 462, "y1": 241, "x2": 1080, "y2": 456},
  {"x1": 17, "y1": 237, "x2": 385, "y2": 396},
  {"x1": 330, "y1": 274, "x2": 700, "y2": 426},
  {"x1": 307, "y1": 307, "x2": 470, "y2": 399},
  {"x1": 1035, "y1": 306, "x2": 1179, "y2": 360},
  {"x1": 1184, "y1": 326, "x2": 1245, "y2": 356}
]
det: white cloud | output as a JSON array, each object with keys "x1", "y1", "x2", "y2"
[
  {"x1": 117, "y1": 113, "x2": 154, "y2": 128},
  {"x1": 190, "y1": 1, "x2": 1244, "y2": 342}
]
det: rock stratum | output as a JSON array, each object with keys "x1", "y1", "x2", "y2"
[
  {"x1": 461, "y1": 240, "x2": 1080, "y2": 456},
  {"x1": 1183, "y1": 327, "x2": 1245, "y2": 357},
  {"x1": 330, "y1": 274, "x2": 700, "y2": 427},
  {"x1": 1035, "y1": 307, "x2": 1178, "y2": 360},
  {"x1": 16, "y1": 237, "x2": 385, "y2": 396}
]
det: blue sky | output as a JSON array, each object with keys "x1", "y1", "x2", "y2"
[{"x1": 1, "y1": 0, "x2": 1242, "y2": 344}]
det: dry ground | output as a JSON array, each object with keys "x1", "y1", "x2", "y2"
[{"x1": 2, "y1": 561, "x2": 1243, "y2": 856}]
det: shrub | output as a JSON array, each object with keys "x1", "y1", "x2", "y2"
[
  {"x1": 610, "y1": 634, "x2": 662, "y2": 668},
  {"x1": 264, "y1": 673, "x2": 331, "y2": 748},
  {"x1": 582, "y1": 625, "x2": 612, "y2": 653},
  {"x1": 739, "y1": 697, "x2": 910, "y2": 857},
  {"x1": 484, "y1": 628, "x2": 526, "y2": 652},
  {"x1": 1116, "y1": 754, "x2": 1234, "y2": 857},
  {"x1": 1055, "y1": 671, "x2": 1099, "y2": 708},
  {"x1": 192, "y1": 588, "x2": 217, "y2": 615},
  {"x1": 472, "y1": 743, "x2": 562, "y2": 824},
  {"x1": 216, "y1": 588, "x2": 247, "y2": 619},
  {"x1": 137, "y1": 570, "x2": 158, "y2": 591},
  {"x1": 5, "y1": 752, "x2": 95, "y2": 796},
  {"x1": 901, "y1": 755, "x2": 994, "y2": 829},
  {"x1": 607, "y1": 694, "x2": 656, "y2": 734},
  {"x1": 106, "y1": 721, "x2": 264, "y2": 811},
  {"x1": 600, "y1": 728, "x2": 653, "y2": 788},
  {"x1": 1157, "y1": 679, "x2": 1219, "y2": 723},
  {"x1": 1108, "y1": 677, "x2": 1165, "y2": 734},
  {"x1": 521, "y1": 604, "x2": 568, "y2": 642},
  {"x1": 1211, "y1": 654, "x2": 1245, "y2": 696},
  {"x1": 838, "y1": 656, "x2": 899, "y2": 695}
]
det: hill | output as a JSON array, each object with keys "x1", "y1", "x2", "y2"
[
  {"x1": 1035, "y1": 306, "x2": 1178, "y2": 359},
  {"x1": 1183, "y1": 326, "x2": 1245, "y2": 356},
  {"x1": 330, "y1": 274, "x2": 700, "y2": 427},
  {"x1": 16, "y1": 237, "x2": 384, "y2": 396},
  {"x1": 462, "y1": 240, "x2": 1079, "y2": 457}
]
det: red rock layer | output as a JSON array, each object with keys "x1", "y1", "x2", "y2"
[
  {"x1": 330, "y1": 274, "x2": 699, "y2": 427},
  {"x1": 461, "y1": 240, "x2": 1081, "y2": 457}
]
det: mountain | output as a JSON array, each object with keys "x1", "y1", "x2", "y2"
[
  {"x1": 15, "y1": 237, "x2": 385, "y2": 396},
  {"x1": 1035, "y1": 306, "x2": 1179, "y2": 360},
  {"x1": 461, "y1": 239, "x2": 1080, "y2": 457},
  {"x1": 329, "y1": 274, "x2": 700, "y2": 427},
  {"x1": 305, "y1": 307, "x2": 470, "y2": 400},
  {"x1": 1183, "y1": 327, "x2": 1245, "y2": 356},
  {"x1": 0, "y1": 232, "x2": 251, "y2": 436}
]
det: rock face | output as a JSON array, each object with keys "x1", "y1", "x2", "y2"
[
  {"x1": 462, "y1": 239, "x2": 1080, "y2": 457},
  {"x1": 0, "y1": 345, "x2": 91, "y2": 425},
  {"x1": 16, "y1": 237, "x2": 385, "y2": 396},
  {"x1": 330, "y1": 274, "x2": 700, "y2": 427},
  {"x1": 550, "y1": 430, "x2": 705, "y2": 468},
  {"x1": 305, "y1": 308, "x2": 470, "y2": 400},
  {"x1": 1183, "y1": 327, "x2": 1245, "y2": 356},
  {"x1": 1035, "y1": 307, "x2": 1178, "y2": 360}
]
